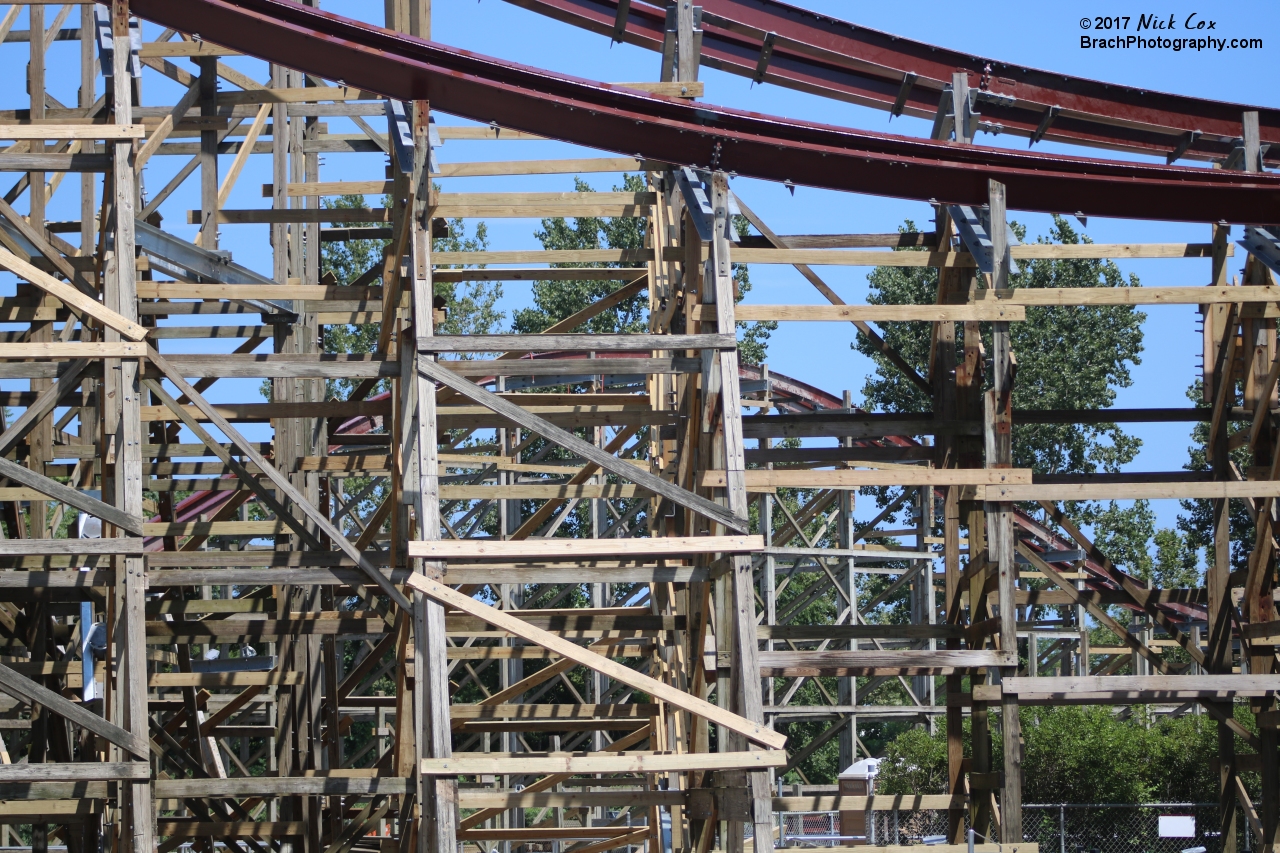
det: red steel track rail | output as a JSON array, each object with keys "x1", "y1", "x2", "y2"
[
  {"x1": 506, "y1": 0, "x2": 1280, "y2": 166},
  {"x1": 129, "y1": 0, "x2": 1280, "y2": 224}
]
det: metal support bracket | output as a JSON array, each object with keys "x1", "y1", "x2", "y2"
[
  {"x1": 1030, "y1": 105, "x2": 1060, "y2": 146},
  {"x1": 1240, "y1": 226, "x2": 1280, "y2": 279},
  {"x1": 753, "y1": 31, "x2": 776, "y2": 83},
  {"x1": 890, "y1": 72, "x2": 917, "y2": 118},
  {"x1": 948, "y1": 204, "x2": 1021, "y2": 277}
]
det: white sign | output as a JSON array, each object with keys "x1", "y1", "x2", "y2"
[{"x1": 1159, "y1": 816, "x2": 1196, "y2": 838}]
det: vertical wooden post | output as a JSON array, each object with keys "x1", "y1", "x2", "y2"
[
  {"x1": 985, "y1": 179, "x2": 1022, "y2": 844},
  {"x1": 709, "y1": 172, "x2": 774, "y2": 853},
  {"x1": 932, "y1": 207, "x2": 970, "y2": 842},
  {"x1": 675, "y1": 0, "x2": 699, "y2": 83},
  {"x1": 197, "y1": 56, "x2": 219, "y2": 249},
  {"x1": 1244, "y1": 108, "x2": 1278, "y2": 850},
  {"x1": 1208, "y1": 220, "x2": 1239, "y2": 853},
  {"x1": 951, "y1": 72, "x2": 971, "y2": 145},
  {"x1": 409, "y1": 96, "x2": 456, "y2": 853},
  {"x1": 110, "y1": 2, "x2": 152, "y2": 849}
]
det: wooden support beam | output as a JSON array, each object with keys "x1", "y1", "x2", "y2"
[
  {"x1": 421, "y1": 750, "x2": 786, "y2": 775},
  {"x1": 417, "y1": 357, "x2": 747, "y2": 532},
  {"x1": 0, "y1": 763, "x2": 149, "y2": 782},
  {"x1": 984, "y1": 675, "x2": 1278, "y2": 701},
  {"x1": 404, "y1": 572, "x2": 785, "y2": 749},
  {"x1": 0, "y1": 124, "x2": 144, "y2": 139},
  {"x1": 145, "y1": 345, "x2": 413, "y2": 611},
  {"x1": 982, "y1": 481, "x2": 1280, "y2": 500},
  {"x1": 420, "y1": 333, "x2": 735, "y2": 353},
  {"x1": 695, "y1": 304, "x2": 1025, "y2": 322},
  {"x1": 409, "y1": 536, "x2": 761, "y2": 560},
  {"x1": 0, "y1": 246, "x2": 146, "y2": 340},
  {"x1": 703, "y1": 469, "x2": 1030, "y2": 488},
  {"x1": 0, "y1": 455, "x2": 144, "y2": 534},
  {"x1": 0, "y1": 660, "x2": 148, "y2": 757},
  {"x1": 972, "y1": 285, "x2": 1275, "y2": 305}
]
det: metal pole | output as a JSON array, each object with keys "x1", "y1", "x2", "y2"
[{"x1": 1060, "y1": 804, "x2": 1066, "y2": 853}]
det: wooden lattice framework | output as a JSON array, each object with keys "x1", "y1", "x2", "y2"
[{"x1": 0, "y1": 3, "x2": 1272, "y2": 853}]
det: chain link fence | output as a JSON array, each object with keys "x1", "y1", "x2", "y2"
[{"x1": 777, "y1": 804, "x2": 1258, "y2": 852}]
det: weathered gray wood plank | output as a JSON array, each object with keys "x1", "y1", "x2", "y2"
[
  {"x1": 417, "y1": 358, "x2": 747, "y2": 533},
  {"x1": 0, "y1": 661, "x2": 149, "y2": 757}
]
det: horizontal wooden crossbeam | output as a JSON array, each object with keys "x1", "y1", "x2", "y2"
[
  {"x1": 408, "y1": 535, "x2": 762, "y2": 560},
  {"x1": 406, "y1": 572, "x2": 785, "y2": 749},
  {"x1": 421, "y1": 750, "x2": 786, "y2": 775}
]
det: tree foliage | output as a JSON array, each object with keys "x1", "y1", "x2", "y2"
[
  {"x1": 319, "y1": 192, "x2": 503, "y2": 398},
  {"x1": 1175, "y1": 382, "x2": 1257, "y2": 574},
  {"x1": 877, "y1": 705, "x2": 1257, "y2": 803},
  {"x1": 514, "y1": 175, "x2": 775, "y2": 363},
  {"x1": 854, "y1": 216, "x2": 1197, "y2": 581}
]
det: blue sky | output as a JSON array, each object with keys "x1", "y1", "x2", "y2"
[{"x1": 4, "y1": 0, "x2": 1277, "y2": 537}]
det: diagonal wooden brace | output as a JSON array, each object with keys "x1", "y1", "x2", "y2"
[
  {"x1": 146, "y1": 345, "x2": 413, "y2": 612},
  {"x1": 417, "y1": 357, "x2": 747, "y2": 533},
  {"x1": 0, "y1": 454, "x2": 144, "y2": 535},
  {"x1": 143, "y1": 378, "x2": 326, "y2": 551},
  {"x1": 0, "y1": 660, "x2": 149, "y2": 759},
  {"x1": 406, "y1": 572, "x2": 786, "y2": 750}
]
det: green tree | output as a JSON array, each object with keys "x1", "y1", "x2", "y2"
[
  {"x1": 318, "y1": 193, "x2": 503, "y2": 399},
  {"x1": 1175, "y1": 382, "x2": 1255, "y2": 574},
  {"x1": 514, "y1": 175, "x2": 775, "y2": 363},
  {"x1": 855, "y1": 216, "x2": 1196, "y2": 580},
  {"x1": 876, "y1": 704, "x2": 1252, "y2": 803}
]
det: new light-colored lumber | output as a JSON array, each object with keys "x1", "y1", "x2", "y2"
[
  {"x1": 421, "y1": 749, "x2": 786, "y2": 775},
  {"x1": 0, "y1": 342, "x2": 145, "y2": 357},
  {"x1": 979, "y1": 480, "x2": 1280, "y2": 500},
  {"x1": 136, "y1": 284, "x2": 379, "y2": 300},
  {"x1": 702, "y1": 469, "x2": 1031, "y2": 488},
  {"x1": 971, "y1": 285, "x2": 1273, "y2": 305},
  {"x1": 0, "y1": 123, "x2": 144, "y2": 139},
  {"x1": 217, "y1": 86, "x2": 379, "y2": 104},
  {"x1": 696, "y1": 304, "x2": 1025, "y2": 322},
  {"x1": 0, "y1": 247, "x2": 147, "y2": 340},
  {"x1": 409, "y1": 535, "x2": 762, "y2": 560}
]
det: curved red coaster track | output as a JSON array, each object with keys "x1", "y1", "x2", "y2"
[
  {"x1": 507, "y1": 0, "x2": 1280, "y2": 166},
  {"x1": 129, "y1": 0, "x2": 1280, "y2": 224}
]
